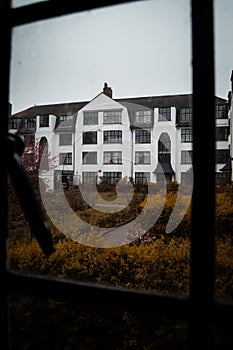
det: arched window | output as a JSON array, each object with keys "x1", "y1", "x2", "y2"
[{"x1": 158, "y1": 132, "x2": 171, "y2": 163}]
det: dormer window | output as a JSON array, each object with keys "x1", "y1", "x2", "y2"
[
  {"x1": 58, "y1": 115, "x2": 73, "y2": 126},
  {"x1": 9, "y1": 118, "x2": 20, "y2": 129},
  {"x1": 158, "y1": 107, "x2": 171, "y2": 121},
  {"x1": 180, "y1": 108, "x2": 192, "y2": 122},
  {"x1": 40, "y1": 114, "x2": 49, "y2": 127},
  {"x1": 23, "y1": 118, "x2": 36, "y2": 129},
  {"x1": 216, "y1": 104, "x2": 228, "y2": 119},
  {"x1": 135, "y1": 110, "x2": 152, "y2": 124}
]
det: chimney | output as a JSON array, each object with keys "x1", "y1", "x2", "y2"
[{"x1": 103, "y1": 82, "x2": 113, "y2": 98}]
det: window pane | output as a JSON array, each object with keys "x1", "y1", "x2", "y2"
[
  {"x1": 83, "y1": 112, "x2": 98, "y2": 125},
  {"x1": 83, "y1": 131, "x2": 97, "y2": 144},
  {"x1": 9, "y1": 0, "x2": 192, "y2": 300},
  {"x1": 59, "y1": 133, "x2": 72, "y2": 145}
]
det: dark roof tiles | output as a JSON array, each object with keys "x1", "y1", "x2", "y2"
[
  {"x1": 11, "y1": 101, "x2": 88, "y2": 119},
  {"x1": 10, "y1": 94, "x2": 227, "y2": 119}
]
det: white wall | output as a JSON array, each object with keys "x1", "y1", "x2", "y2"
[{"x1": 74, "y1": 93, "x2": 132, "y2": 183}]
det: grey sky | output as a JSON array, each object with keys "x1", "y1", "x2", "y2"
[{"x1": 10, "y1": 0, "x2": 232, "y2": 113}]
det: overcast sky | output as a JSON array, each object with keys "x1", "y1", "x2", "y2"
[{"x1": 10, "y1": 0, "x2": 233, "y2": 113}]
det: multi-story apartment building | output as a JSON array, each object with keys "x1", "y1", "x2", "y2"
[{"x1": 9, "y1": 83, "x2": 229, "y2": 190}]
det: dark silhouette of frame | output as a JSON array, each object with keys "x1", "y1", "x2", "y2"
[{"x1": 1, "y1": 1, "x2": 233, "y2": 349}]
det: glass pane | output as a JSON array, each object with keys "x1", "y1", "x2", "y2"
[
  {"x1": 214, "y1": 0, "x2": 233, "y2": 304},
  {"x1": 9, "y1": 0, "x2": 192, "y2": 296}
]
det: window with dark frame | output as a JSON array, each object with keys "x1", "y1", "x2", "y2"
[
  {"x1": 103, "y1": 130, "x2": 122, "y2": 143},
  {"x1": 9, "y1": 118, "x2": 20, "y2": 129},
  {"x1": 135, "y1": 129, "x2": 151, "y2": 143},
  {"x1": 59, "y1": 152, "x2": 72, "y2": 165},
  {"x1": 135, "y1": 172, "x2": 150, "y2": 184},
  {"x1": 102, "y1": 171, "x2": 122, "y2": 184},
  {"x1": 158, "y1": 132, "x2": 171, "y2": 163},
  {"x1": 216, "y1": 103, "x2": 228, "y2": 119},
  {"x1": 216, "y1": 149, "x2": 230, "y2": 163},
  {"x1": 215, "y1": 171, "x2": 231, "y2": 183},
  {"x1": 39, "y1": 114, "x2": 49, "y2": 127},
  {"x1": 82, "y1": 171, "x2": 97, "y2": 183},
  {"x1": 180, "y1": 107, "x2": 192, "y2": 122},
  {"x1": 103, "y1": 151, "x2": 122, "y2": 164},
  {"x1": 23, "y1": 118, "x2": 36, "y2": 129},
  {"x1": 181, "y1": 170, "x2": 193, "y2": 185},
  {"x1": 181, "y1": 150, "x2": 193, "y2": 164},
  {"x1": 158, "y1": 107, "x2": 171, "y2": 121},
  {"x1": 82, "y1": 151, "x2": 97, "y2": 164},
  {"x1": 83, "y1": 131, "x2": 97, "y2": 144},
  {"x1": 215, "y1": 126, "x2": 229, "y2": 141},
  {"x1": 58, "y1": 115, "x2": 73, "y2": 126},
  {"x1": 181, "y1": 128, "x2": 193, "y2": 142}
]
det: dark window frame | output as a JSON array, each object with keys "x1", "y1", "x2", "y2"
[
  {"x1": 103, "y1": 130, "x2": 122, "y2": 143},
  {"x1": 180, "y1": 107, "x2": 193, "y2": 122},
  {"x1": 58, "y1": 114, "x2": 73, "y2": 127},
  {"x1": 83, "y1": 131, "x2": 97, "y2": 144},
  {"x1": 103, "y1": 151, "x2": 122, "y2": 164},
  {"x1": 82, "y1": 171, "x2": 97, "y2": 183},
  {"x1": 59, "y1": 152, "x2": 72, "y2": 165},
  {"x1": 181, "y1": 128, "x2": 193, "y2": 142},
  {"x1": 135, "y1": 171, "x2": 150, "y2": 184},
  {"x1": 216, "y1": 103, "x2": 228, "y2": 119},
  {"x1": 39, "y1": 114, "x2": 49, "y2": 127},
  {"x1": 181, "y1": 150, "x2": 193, "y2": 164},
  {"x1": 102, "y1": 171, "x2": 122, "y2": 184},
  {"x1": 1, "y1": 1, "x2": 233, "y2": 349},
  {"x1": 216, "y1": 149, "x2": 230, "y2": 163},
  {"x1": 215, "y1": 126, "x2": 229, "y2": 141},
  {"x1": 158, "y1": 107, "x2": 171, "y2": 121},
  {"x1": 135, "y1": 129, "x2": 151, "y2": 143},
  {"x1": 82, "y1": 151, "x2": 97, "y2": 164}
]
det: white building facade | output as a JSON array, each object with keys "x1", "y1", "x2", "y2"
[{"x1": 9, "y1": 83, "x2": 230, "y2": 190}]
